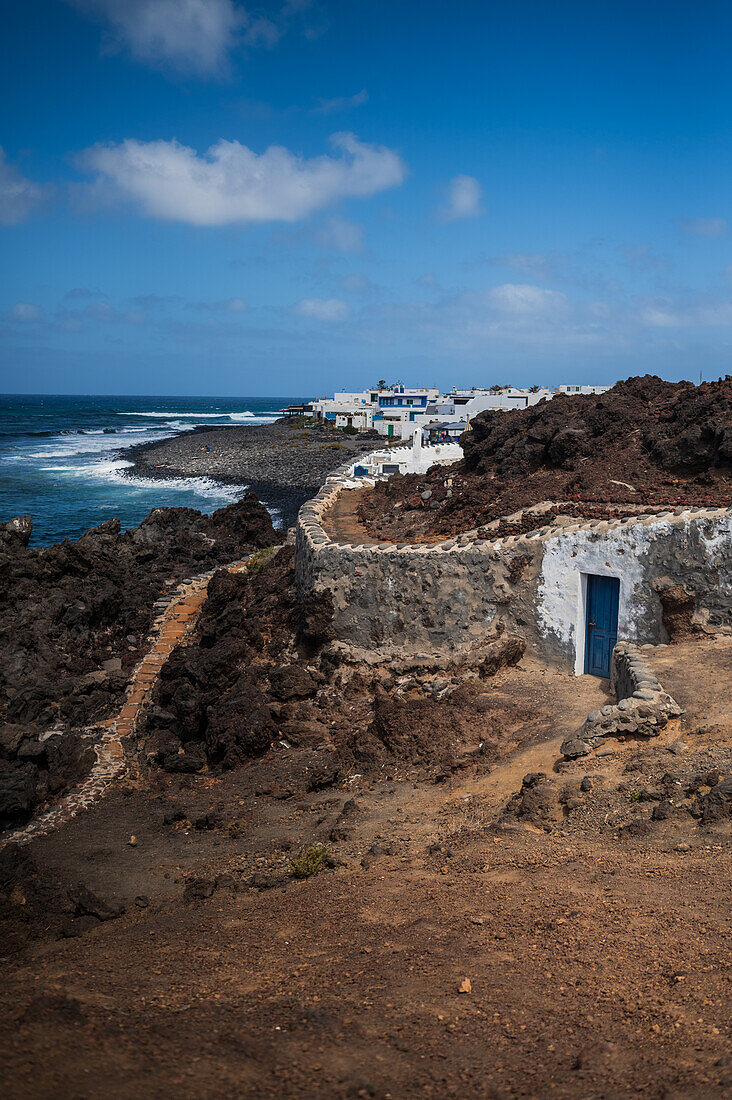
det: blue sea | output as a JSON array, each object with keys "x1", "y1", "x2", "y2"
[{"x1": 0, "y1": 395, "x2": 300, "y2": 546}]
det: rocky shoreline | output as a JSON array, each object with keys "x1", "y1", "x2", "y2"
[
  {"x1": 122, "y1": 418, "x2": 387, "y2": 528},
  {"x1": 0, "y1": 495, "x2": 279, "y2": 832}
]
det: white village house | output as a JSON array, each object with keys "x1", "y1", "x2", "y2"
[{"x1": 308, "y1": 382, "x2": 610, "y2": 440}]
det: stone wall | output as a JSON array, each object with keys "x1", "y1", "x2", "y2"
[
  {"x1": 295, "y1": 472, "x2": 732, "y2": 668},
  {"x1": 560, "y1": 642, "x2": 683, "y2": 760}
]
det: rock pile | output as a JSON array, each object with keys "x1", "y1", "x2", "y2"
[
  {"x1": 358, "y1": 375, "x2": 732, "y2": 539},
  {"x1": 0, "y1": 493, "x2": 279, "y2": 828},
  {"x1": 144, "y1": 546, "x2": 334, "y2": 773}
]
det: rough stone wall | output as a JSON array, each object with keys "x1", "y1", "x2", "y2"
[
  {"x1": 295, "y1": 476, "x2": 546, "y2": 656},
  {"x1": 560, "y1": 643, "x2": 684, "y2": 760},
  {"x1": 296, "y1": 475, "x2": 732, "y2": 666}
]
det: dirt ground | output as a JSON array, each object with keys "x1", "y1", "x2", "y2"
[{"x1": 0, "y1": 639, "x2": 730, "y2": 1100}]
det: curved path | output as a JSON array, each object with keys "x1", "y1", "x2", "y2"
[
  {"x1": 323, "y1": 486, "x2": 447, "y2": 545},
  {"x1": 2, "y1": 555, "x2": 254, "y2": 849}
]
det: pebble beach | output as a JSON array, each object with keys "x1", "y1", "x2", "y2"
[{"x1": 123, "y1": 418, "x2": 387, "y2": 527}]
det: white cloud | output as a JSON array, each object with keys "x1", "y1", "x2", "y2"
[
  {"x1": 359, "y1": 282, "x2": 613, "y2": 356},
  {"x1": 129, "y1": 292, "x2": 180, "y2": 309},
  {"x1": 679, "y1": 216, "x2": 728, "y2": 239},
  {"x1": 640, "y1": 297, "x2": 732, "y2": 328},
  {"x1": 316, "y1": 215, "x2": 363, "y2": 251},
  {"x1": 64, "y1": 287, "x2": 107, "y2": 303},
  {"x1": 312, "y1": 89, "x2": 368, "y2": 115},
  {"x1": 639, "y1": 306, "x2": 682, "y2": 328},
  {"x1": 339, "y1": 272, "x2": 373, "y2": 294},
  {"x1": 83, "y1": 300, "x2": 118, "y2": 321},
  {"x1": 7, "y1": 302, "x2": 42, "y2": 322},
  {"x1": 222, "y1": 296, "x2": 247, "y2": 312},
  {"x1": 187, "y1": 295, "x2": 248, "y2": 313},
  {"x1": 0, "y1": 149, "x2": 50, "y2": 225},
  {"x1": 442, "y1": 174, "x2": 483, "y2": 220},
  {"x1": 243, "y1": 16, "x2": 281, "y2": 48},
  {"x1": 486, "y1": 284, "x2": 567, "y2": 314},
  {"x1": 618, "y1": 243, "x2": 669, "y2": 271},
  {"x1": 68, "y1": 0, "x2": 326, "y2": 76},
  {"x1": 294, "y1": 297, "x2": 349, "y2": 321},
  {"x1": 68, "y1": 0, "x2": 244, "y2": 75},
  {"x1": 80, "y1": 132, "x2": 406, "y2": 226},
  {"x1": 66, "y1": 0, "x2": 241, "y2": 74},
  {"x1": 493, "y1": 253, "x2": 553, "y2": 278}
]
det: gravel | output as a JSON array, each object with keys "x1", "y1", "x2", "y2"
[{"x1": 122, "y1": 419, "x2": 387, "y2": 527}]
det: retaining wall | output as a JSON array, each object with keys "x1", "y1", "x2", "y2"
[{"x1": 295, "y1": 472, "x2": 732, "y2": 668}]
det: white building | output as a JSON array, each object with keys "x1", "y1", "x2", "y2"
[
  {"x1": 348, "y1": 429, "x2": 462, "y2": 478},
  {"x1": 312, "y1": 384, "x2": 439, "y2": 437},
  {"x1": 310, "y1": 382, "x2": 612, "y2": 439},
  {"x1": 557, "y1": 384, "x2": 611, "y2": 396}
]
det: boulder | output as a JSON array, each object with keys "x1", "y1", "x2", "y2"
[
  {"x1": 268, "y1": 664, "x2": 318, "y2": 701},
  {"x1": 0, "y1": 516, "x2": 32, "y2": 550},
  {"x1": 0, "y1": 760, "x2": 39, "y2": 826}
]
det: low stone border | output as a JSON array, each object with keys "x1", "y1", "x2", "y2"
[
  {"x1": 1, "y1": 555, "x2": 256, "y2": 849},
  {"x1": 560, "y1": 642, "x2": 683, "y2": 759},
  {"x1": 298, "y1": 470, "x2": 732, "y2": 558}
]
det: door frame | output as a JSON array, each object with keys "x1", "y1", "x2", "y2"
[{"x1": 574, "y1": 570, "x2": 621, "y2": 676}]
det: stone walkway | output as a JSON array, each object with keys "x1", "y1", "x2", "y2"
[{"x1": 2, "y1": 555, "x2": 254, "y2": 849}]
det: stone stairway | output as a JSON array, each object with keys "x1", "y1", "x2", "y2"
[{"x1": 2, "y1": 555, "x2": 254, "y2": 849}]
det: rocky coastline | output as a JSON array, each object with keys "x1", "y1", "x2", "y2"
[
  {"x1": 0, "y1": 418, "x2": 387, "y2": 832},
  {"x1": 122, "y1": 417, "x2": 387, "y2": 528}
]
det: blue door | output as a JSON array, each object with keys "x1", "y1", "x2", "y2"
[{"x1": 584, "y1": 575, "x2": 619, "y2": 677}]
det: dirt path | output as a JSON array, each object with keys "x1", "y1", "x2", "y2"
[
  {"x1": 1, "y1": 629, "x2": 729, "y2": 1098},
  {"x1": 1, "y1": 779, "x2": 729, "y2": 1099},
  {"x1": 322, "y1": 487, "x2": 450, "y2": 545},
  {"x1": 650, "y1": 634, "x2": 732, "y2": 733},
  {"x1": 323, "y1": 487, "x2": 381, "y2": 544}
]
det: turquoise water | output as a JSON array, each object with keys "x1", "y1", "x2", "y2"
[{"x1": 0, "y1": 395, "x2": 300, "y2": 546}]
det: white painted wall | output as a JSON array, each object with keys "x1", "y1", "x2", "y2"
[
  {"x1": 537, "y1": 522, "x2": 667, "y2": 675},
  {"x1": 347, "y1": 437, "x2": 462, "y2": 478},
  {"x1": 537, "y1": 514, "x2": 732, "y2": 673}
]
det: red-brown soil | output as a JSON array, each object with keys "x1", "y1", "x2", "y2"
[
  {"x1": 0, "y1": 635, "x2": 730, "y2": 1099},
  {"x1": 357, "y1": 375, "x2": 732, "y2": 541}
]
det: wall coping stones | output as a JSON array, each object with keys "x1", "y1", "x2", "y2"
[
  {"x1": 299, "y1": 470, "x2": 732, "y2": 560},
  {"x1": 297, "y1": 467, "x2": 732, "y2": 662}
]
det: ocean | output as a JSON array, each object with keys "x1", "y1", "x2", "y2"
[{"x1": 0, "y1": 395, "x2": 300, "y2": 546}]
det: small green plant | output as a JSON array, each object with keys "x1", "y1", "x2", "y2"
[
  {"x1": 341, "y1": 424, "x2": 358, "y2": 435},
  {"x1": 629, "y1": 791, "x2": 642, "y2": 804},
  {"x1": 291, "y1": 842, "x2": 328, "y2": 879},
  {"x1": 245, "y1": 545, "x2": 277, "y2": 575}
]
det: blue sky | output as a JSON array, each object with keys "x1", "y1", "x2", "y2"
[{"x1": 1, "y1": 0, "x2": 730, "y2": 396}]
